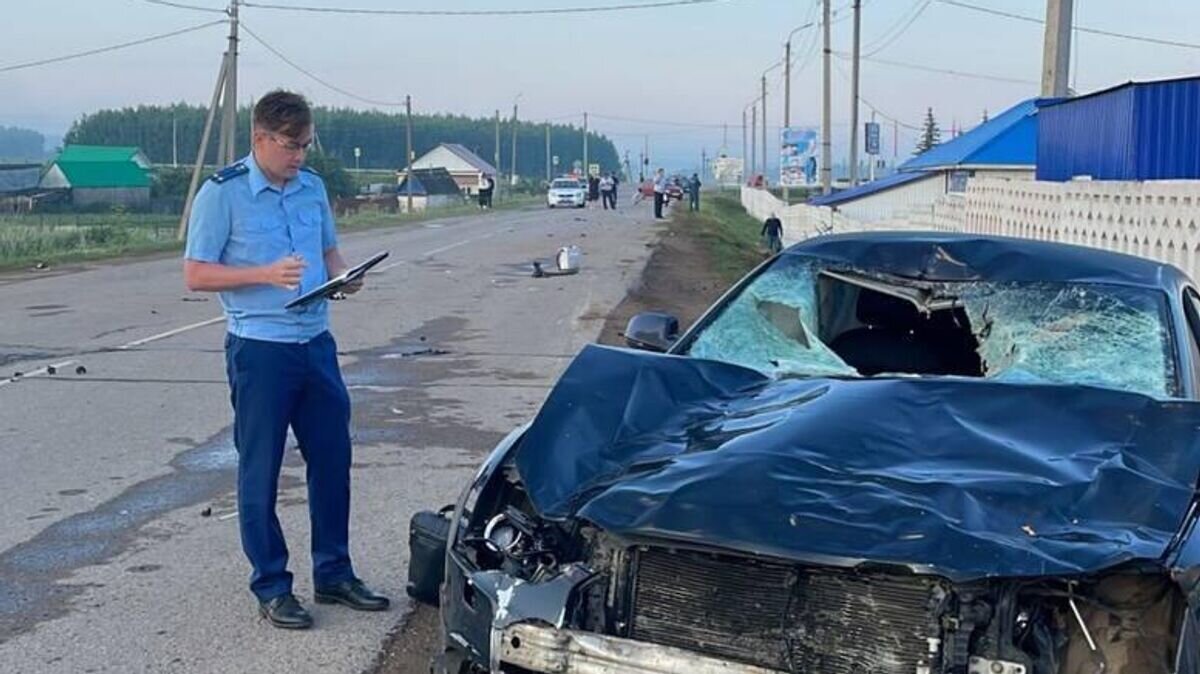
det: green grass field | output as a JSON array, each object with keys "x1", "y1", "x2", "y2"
[
  {"x1": 674, "y1": 193, "x2": 767, "y2": 285},
  {"x1": 0, "y1": 195, "x2": 541, "y2": 271}
]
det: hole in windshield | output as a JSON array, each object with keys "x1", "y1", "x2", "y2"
[{"x1": 683, "y1": 257, "x2": 1178, "y2": 397}]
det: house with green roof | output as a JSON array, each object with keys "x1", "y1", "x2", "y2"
[{"x1": 40, "y1": 145, "x2": 152, "y2": 208}]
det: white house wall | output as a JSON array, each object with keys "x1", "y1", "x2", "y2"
[
  {"x1": 39, "y1": 165, "x2": 70, "y2": 189},
  {"x1": 832, "y1": 174, "x2": 946, "y2": 225}
]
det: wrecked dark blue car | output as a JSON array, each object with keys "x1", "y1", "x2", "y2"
[{"x1": 436, "y1": 233, "x2": 1200, "y2": 674}]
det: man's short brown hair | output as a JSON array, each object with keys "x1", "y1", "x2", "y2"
[{"x1": 253, "y1": 90, "x2": 312, "y2": 137}]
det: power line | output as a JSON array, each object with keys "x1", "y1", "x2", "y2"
[
  {"x1": 240, "y1": 22, "x2": 409, "y2": 106},
  {"x1": 239, "y1": 0, "x2": 729, "y2": 17},
  {"x1": 862, "y1": 0, "x2": 932, "y2": 57},
  {"x1": 937, "y1": 0, "x2": 1200, "y2": 51},
  {"x1": 837, "y1": 51, "x2": 1039, "y2": 85},
  {"x1": 142, "y1": 0, "x2": 228, "y2": 14},
  {"x1": 588, "y1": 112, "x2": 728, "y2": 129},
  {"x1": 0, "y1": 19, "x2": 226, "y2": 73},
  {"x1": 832, "y1": 60, "x2": 921, "y2": 131}
]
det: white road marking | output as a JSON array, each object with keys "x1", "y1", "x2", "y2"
[
  {"x1": 3, "y1": 224, "x2": 506, "y2": 389},
  {"x1": 0, "y1": 359, "x2": 78, "y2": 388},
  {"x1": 375, "y1": 231, "x2": 500, "y2": 273},
  {"x1": 117, "y1": 316, "x2": 224, "y2": 350}
]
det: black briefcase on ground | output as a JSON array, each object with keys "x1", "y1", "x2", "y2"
[{"x1": 407, "y1": 506, "x2": 453, "y2": 606}]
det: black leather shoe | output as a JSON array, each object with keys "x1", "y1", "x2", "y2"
[
  {"x1": 314, "y1": 579, "x2": 390, "y2": 612},
  {"x1": 259, "y1": 593, "x2": 313, "y2": 629}
]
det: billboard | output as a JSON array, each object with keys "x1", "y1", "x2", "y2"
[
  {"x1": 711, "y1": 155, "x2": 744, "y2": 186},
  {"x1": 780, "y1": 127, "x2": 818, "y2": 187}
]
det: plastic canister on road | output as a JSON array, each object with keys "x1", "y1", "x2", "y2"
[{"x1": 556, "y1": 245, "x2": 581, "y2": 272}]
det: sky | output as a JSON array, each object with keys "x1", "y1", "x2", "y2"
[{"x1": 2, "y1": 0, "x2": 1199, "y2": 174}]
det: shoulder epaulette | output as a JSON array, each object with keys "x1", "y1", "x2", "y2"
[
  {"x1": 299, "y1": 166, "x2": 321, "y2": 177},
  {"x1": 209, "y1": 162, "x2": 249, "y2": 184}
]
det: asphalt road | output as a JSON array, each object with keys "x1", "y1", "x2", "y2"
[{"x1": 0, "y1": 202, "x2": 661, "y2": 673}]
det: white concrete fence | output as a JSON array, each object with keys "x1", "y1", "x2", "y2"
[{"x1": 742, "y1": 180, "x2": 1200, "y2": 281}]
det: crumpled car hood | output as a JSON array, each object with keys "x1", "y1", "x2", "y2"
[{"x1": 515, "y1": 345, "x2": 1200, "y2": 581}]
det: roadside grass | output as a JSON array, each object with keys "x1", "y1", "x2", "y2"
[
  {"x1": 0, "y1": 195, "x2": 540, "y2": 272},
  {"x1": 672, "y1": 192, "x2": 766, "y2": 285}
]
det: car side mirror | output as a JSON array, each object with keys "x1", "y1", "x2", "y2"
[{"x1": 624, "y1": 312, "x2": 680, "y2": 353}]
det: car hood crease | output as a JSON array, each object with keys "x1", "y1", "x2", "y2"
[{"x1": 514, "y1": 345, "x2": 1200, "y2": 581}]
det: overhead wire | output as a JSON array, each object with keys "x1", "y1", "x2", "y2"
[
  {"x1": 240, "y1": 22, "x2": 410, "y2": 106},
  {"x1": 861, "y1": 0, "x2": 932, "y2": 57},
  {"x1": 0, "y1": 19, "x2": 227, "y2": 73},
  {"x1": 836, "y1": 51, "x2": 1039, "y2": 86},
  {"x1": 832, "y1": 59, "x2": 921, "y2": 131},
  {"x1": 238, "y1": 0, "x2": 730, "y2": 17},
  {"x1": 937, "y1": 0, "x2": 1200, "y2": 50},
  {"x1": 142, "y1": 0, "x2": 228, "y2": 14}
]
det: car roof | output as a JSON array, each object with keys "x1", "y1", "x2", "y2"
[{"x1": 783, "y1": 231, "x2": 1190, "y2": 291}]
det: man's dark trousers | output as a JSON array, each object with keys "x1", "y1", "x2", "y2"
[
  {"x1": 653, "y1": 192, "x2": 664, "y2": 218},
  {"x1": 225, "y1": 331, "x2": 355, "y2": 601}
]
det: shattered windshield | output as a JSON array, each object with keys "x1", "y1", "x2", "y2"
[{"x1": 685, "y1": 256, "x2": 1178, "y2": 397}]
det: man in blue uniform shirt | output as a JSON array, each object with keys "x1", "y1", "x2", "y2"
[{"x1": 184, "y1": 90, "x2": 388, "y2": 629}]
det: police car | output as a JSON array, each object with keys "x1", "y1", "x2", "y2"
[{"x1": 546, "y1": 178, "x2": 586, "y2": 208}]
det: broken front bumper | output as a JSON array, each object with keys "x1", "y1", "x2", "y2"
[{"x1": 498, "y1": 623, "x2": 783, "y2": 674}]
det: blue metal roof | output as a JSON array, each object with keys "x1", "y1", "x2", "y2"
[
  {"x1": 807, "y1": 169, "x2": 935, "y2": 207},
  {"x1": 901, "y1": 98, "x2": 1051, "y2": 171}
]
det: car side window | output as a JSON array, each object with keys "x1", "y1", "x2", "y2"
[{"x1": 1182, "y1": 288, "x2": 1200, "y2": 384}]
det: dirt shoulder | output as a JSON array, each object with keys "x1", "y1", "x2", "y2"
[{"x1": 368, "y1": 192, "x2": 764, "y2": 674}]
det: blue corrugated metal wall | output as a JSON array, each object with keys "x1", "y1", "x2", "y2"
[
  {"x1": 1038, "y1": 78, "x2": 1200, "y2": 181},
  {"x1": 1037, "y1": 86, "x2": 1136, "y2": 181},
  {"x1": 1135, "y1": 79, "x2": 1200, "y2": 180}
]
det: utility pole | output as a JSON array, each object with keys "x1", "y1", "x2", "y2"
[
  {"x1": 177, "y1": 53, "x2": 230, "y2": 239},
  {"x1": 751, "y1": 103, "x2": 757, "y2": 182},
  {"x1": 510, "y1": 102, "x2": 519, "y2": 187},
  {"x1": 1041, "y1": 0, "x2": 1073, "y2": 97},
  {"x1": 741, "y1": 108, "x2": 747, "y2": 185},
  {"x1": 849, "y1": 0, "x2": 861, "y2": 186},
  {"x1": 643, "y1": 135, "x2": 649, "y2": 179},
  {"x1": 172, "y1": 114, "x2": 178, "y2": 168},
  {"x1": 493, "y1": 109, "x2": 501, "y2": 197},
  {"x1": 821, "y1": 0, "x2": 832, "y2": 194},
  {"x1": 218, "y1": 0, "x2": 239, "y2": 164},
  {"x1": 783, "y1": 37, "x2": 792, "y2": 202},
  {"x1": 545, "y1": 122, "x2": 551, "y2": 182},
  {"x1": 701, "y1": 148, "x2": 707, "y2": 178},
  {"x1": 405, "y1": 94, "x2": 414, "y2": 214},
  {"x1": 582, "y1": 112, "x2": 589, "y2": 178},
  {"x1": 761, "y1": 75, "x2": 768, "y2": 182}
]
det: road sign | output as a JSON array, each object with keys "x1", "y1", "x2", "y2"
[
  {"x1": 552, "y1": 155, "x2": 559, "y2": 166},
  {"x1": 588, "y1": 163, "x2": 600, "y2": 177},
  {"x1": 865, "y1": 122, "x2": 881, "y2": 156},
  {"x1": 353, "y1": 147, "x2": 361, "y2": 158}
]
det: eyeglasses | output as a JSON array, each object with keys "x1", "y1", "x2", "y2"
[{"x1": 266, "y1": 133, "x2": 314, "y2": 154}]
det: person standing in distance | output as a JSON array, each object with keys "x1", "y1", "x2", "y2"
[
  {"x1": 761, "y1": 212, "x2": 785, "y2": 255},
  {"x1": 183, "y1": 90, "x2": 389, "y2": 630},
  {"x1": 652, "y1": 168, "x2": 667, "y2": 219}
]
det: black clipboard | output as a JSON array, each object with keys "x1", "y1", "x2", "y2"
[{"x1": 285, "y1": 250, "x2": 390, "y2": 310}]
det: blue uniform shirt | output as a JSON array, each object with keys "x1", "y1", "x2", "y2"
[{"x1": 184, "y1": 153, "x2": 339, "y2": 343}]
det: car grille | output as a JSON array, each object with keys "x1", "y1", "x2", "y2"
[{"x1": 628, "y1": 547, "x2": 943, "y2": 674}]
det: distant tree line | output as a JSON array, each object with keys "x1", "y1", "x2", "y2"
[
  {"x1": 63, "y1": 104, "x2": 620, "y2": 177},
  {"x1": 0, "y1": 125, "x2": 47, "y2": 162}
]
